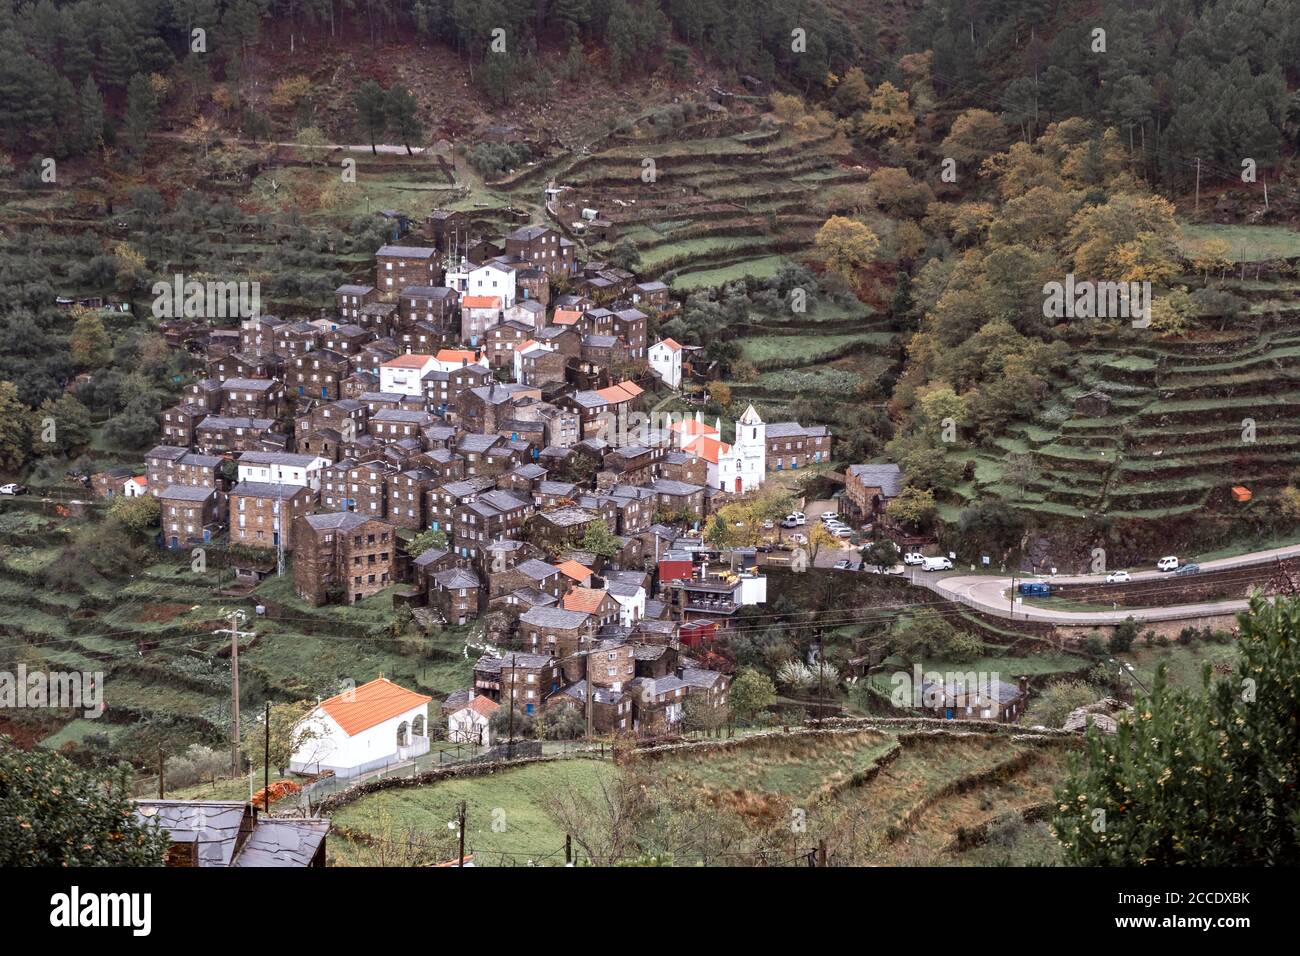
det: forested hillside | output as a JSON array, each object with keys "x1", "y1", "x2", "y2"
[{"x1": 1, "y1": 0, "x2": 1299, "y2": 563}]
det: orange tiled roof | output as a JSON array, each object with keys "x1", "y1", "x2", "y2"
[
  {"x1": 555, "y1": 559, "x2": 593, "y2": 582},
  {"x1": 552, "y1": 308, "x2": 582, "y2": 325},
  {"x1": 435, "y1": 348, "x2": 478, "y2": 364},
  {"x1": 319, "y1": 677, "x2": 432, "y2": 736},
  {"x1": 595, "y1": 381, "x2": 641, "y2": 404},
  {"x1": 466, "y1": 695, "x2": 499, "y2": 718},
  {"x1": 562, "y1": 587, "x2": 609, "y2": 614},
  {"x1": 658, "y1": 338, "x2": 682, "y2": 351},
  {"x1": 684, "y1": 435, "x2": 731, "y2": 465},
  {"x1": 382, "y1": 354, "x2": 434, "y2": 368},
  {"x1": 671, "y1": 418, "x2": 720, "y2": 437},
  {"x1": 462, "y1": 295, "x2": 501, "y2": 309}
]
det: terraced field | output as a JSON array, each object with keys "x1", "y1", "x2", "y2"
[
  {"x1": 324, "y1": 726, "x2": 1073, "y2": 866},
  {"x1": 0, "y1": 506, "x2": 476, "y2": 758},
  {"x1": 498, "y1": 106, "x2": 868, "y2": 286},
  {"x1": 953, "y1": 276, "x2": 1300, "y2": 521}
]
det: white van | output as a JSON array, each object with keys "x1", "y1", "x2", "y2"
[
  {"x1": 922, "y1": 556, "x2": 954, "y2": 572},
  {"x1": 1156, "y1": 556, "x2": 1180, "y2": 572},
  {"x1": 902, "y1": 552, "x2": 925, "y2": 566}
]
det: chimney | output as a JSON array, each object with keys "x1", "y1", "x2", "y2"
[{"x1": 1018, "y1": 675, "x2": 1029, "y2": 697}]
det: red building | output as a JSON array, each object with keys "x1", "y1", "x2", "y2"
[
  {"x1": 678, "y1": 620, "x2": 719, "y2": 648},
  {"x1": 657, "y1": 550, "x2": 694, "y2": 584}
]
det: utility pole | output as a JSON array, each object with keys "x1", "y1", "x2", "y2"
[
  {"x1": 457, "y1": 801, "x2": 467, "y2": 867},
  {"x1": 158, "y1": 749, "x2": 165, "y2": 799},
  {"x1": 1194, "y1": 158, "x2": 1201, "y2": 215},
  {"x1": 263, "y1": 700, "x2": 271, "y2": 815},
  {"x1": 565, "y1": 834, "x2": 573, "y2": 867},
  {"x1": 274, "y1": 479, "x2": 285, "y2": 577},
  {"x1": 214, "y1": 610, "x2": 255, "y2": 777},
  {"x1": 507, "y1": 653, "x2": 516, "y2": 759},
  {"x1": 585, "y1": 652, "x2": 594, "y2": 744}
]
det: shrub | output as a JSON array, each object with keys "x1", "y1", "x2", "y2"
[{"x1": 1108, "y1": 618, "x2": 1138, "y2": 653}]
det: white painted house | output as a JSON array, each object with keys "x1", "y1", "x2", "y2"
[
  {"x1": 648, "y1": 337, "x2": 684, "y2": 389},
  {"x1": 236, "y1": 452, "x2": 330, "y2": 490},
  {"x1": 513, "y1": 339, "x2": 556, "y2": 383},
  {"x1": 607, "y1": 580, "x2": 646, "y2": 626},
  {"x1": 290, "y1": 677, "x2": 433, "y2": 779},
  {"x1": 447, "y1": 694, "x2": 499, "y2": 746},
  {"x1": 446, "y1": 260, "x2": 516, "y2": 309},
  {"x1": 380, "y1": 354, "x2": 440, "y2": 396}
]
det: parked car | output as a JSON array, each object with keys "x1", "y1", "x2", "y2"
[
  {"x1": 1175, "y1": 563, "x2": 1201, "y2": 575},
  {"x1": 0, "y1": 483, "x2": 27, "y2": 495},
  {"x1": 1156, "y1": 556, "x2": 1180, "y2": 572},
  {"x1": 922, "y1": 556, "x2": 954, "y2": 571},
  {"x1": 761, "y1": 520, "x2": 774, "y2": 530},
  {"x1": 1105, "y1": 570, "x2": 1131, "y2": 583},
  {"x1": 820, "y1": 511, "x2": 838, "y2": 521},
  {"x1": 831, "y1": 527, "x2": 853, "y2": 539},
  {"x1": 833, "y1": 559, "x2": 853, "y2": 570},
  {"x1": 781, "y1": 513, "x2": 806, "y2": 528},
  {"x1": 789, "y1": 533, "x2": 807, "y2": 544},
  {"x1": 903, "y1": 552, "x2": 925, "y2": 566}
]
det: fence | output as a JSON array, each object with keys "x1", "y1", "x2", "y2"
[{"x1": 290, "y1": 738, "x2": 588, "y2": 814}]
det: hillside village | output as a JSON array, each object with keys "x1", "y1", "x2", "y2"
[{"x1": 88, "y1": 209, "x2": 889, "y2": 744}]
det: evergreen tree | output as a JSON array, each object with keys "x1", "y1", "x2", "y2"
[
  {"x1": 385, "y1": 83, "x2": 423, "y2": 155},
  {"x1": 97, "y1": 24, "x2": 135, "y2": 89},
  {"x1": 353, "y1": 79, "x2": 388, "y2": 154},
  {"x1": 123, "y1": 72, "x2": 158, "y2": 149}
]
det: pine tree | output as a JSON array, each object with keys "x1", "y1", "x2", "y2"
[
  {"x1": 353, "y1": 79, "x2": 387, "y2": 154},
  {"x1": 123, "y1": 73, "x2": 158, "y2": 149},
  {"x1": 385, "y1": 84, "x2": 423, "y2": 155},
  {"x1": 97, "y1": 24, "x2": 135, "y2": 89}
]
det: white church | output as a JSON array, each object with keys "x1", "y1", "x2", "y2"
[{"x1": 675, "y1": 404, "x2": 766, "y2": 494}]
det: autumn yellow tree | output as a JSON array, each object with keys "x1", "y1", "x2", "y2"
[
  {"x1": 814, "y1": 216, "x2": 880, "y2": 281},
  {"x1": 69, "y1": 309, "x2": 111, "y2": 368},
  {"x1": 860, "y1": 81, "x2": 914, "y2": 141},
  {"x1": 940, "y1": 109, "x2": 1006, "y2": 166}
]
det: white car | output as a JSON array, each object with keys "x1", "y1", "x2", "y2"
[
  {"x1": 789, "y1": 533, "x2": 807, "y2": 544},
  {"x1": 903, "y1": 552, "x2": 925, "y2": 566},
  {"x1": 1105, "y1": 570, "x2": 1131, "y2": 583},
  {"x1": 820, "y1": 511, "x2": 838, "y2": 522},
  {"x1": 1156, "y1": 556, "x2": 1180, "y2": 572},
  {"x1": 922, "y1": 556, "x2": 954, "y2": 572},
  {"x1": 831, "y1": 527, "x2": 853, "y2": 538}
]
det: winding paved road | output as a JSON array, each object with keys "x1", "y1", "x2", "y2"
[{"x1": 899, "y1": 542, "x2": 1300, "y2": 624}]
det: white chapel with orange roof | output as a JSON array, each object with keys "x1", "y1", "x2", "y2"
[
  {"x1": 289, "y1": 677, "x2": 433, "y2": 778},
  {"x1": 676, "y1": 404, "x2": 766, "y2": 494}
]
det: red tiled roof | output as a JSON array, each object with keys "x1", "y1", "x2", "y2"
[
  {"x1": 435, "y1": 348, "x2": 478, "y2": 364},
  {"x1": 382, "y1": 354, "x2": 434, "y2": 368},
  {"x1": 462, "y1": 295, "x2": 501, "y2": 309},
  {"x1": 684, "y1": 435, "x2": 731, "y2": 465},
  {"x1": 562, "y1": 587, "x2": 609, "y2": 614},
  {"x1": 465, "y1": 695, "x2": 499, "y2": 718},
  {"x1": 319, "y1": 677, "x2": 432, "y2": 736},
  {"x1": 555, "y1": 559, "x2": 593, "y2": 583}
]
